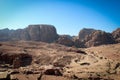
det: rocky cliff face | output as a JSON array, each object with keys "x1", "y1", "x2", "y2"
[
  {"x1": 27, "y1": 25, "x2": 58, "y2": 42},
  {"x1": 84, "y1": 30, "x2": 115, "y2": 47},
  {"x1": 0, "y1": 26, "x2": 119, "y2": 47},
  {"x1": 78, "y1": 28, "x2": 96, "y2": 41},
  {"x1": 0, "y1": 24, "x2": 58, "y2": 43},
  {"x1": 112, "y1": 28, "x2": 120, "y2": 43}
]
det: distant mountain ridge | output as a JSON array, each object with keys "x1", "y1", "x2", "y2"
[
  {"x1": 0, "y1": 24, "x2": 119, "y2": 47},
  {"x1": 0, "y1": 24, "x2": 58, "y2": 43}
]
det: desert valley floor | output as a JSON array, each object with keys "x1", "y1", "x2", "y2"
[{"x1": 0, "y1": 41, "x2": 120, "y2": 80}]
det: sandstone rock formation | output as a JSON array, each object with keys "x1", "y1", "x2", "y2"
[
  {"x1": 112, "y1": 28, "x2": 120, "y2": 43},
  {"x1": 78, "y1": 28, "x2": 96, "y2": 41},
  {"x1": 27, "y1": 25, "x2": 58, "y2": 42},
  {"x1": 85, "y1": 30, "x2": 115, "y2": 47},
  {"x1": 0, "y1": 26, "x2": 119, "y2": 47},
  {"x1": 0, "y1": 24, "x2": 58, "y2": 43}
]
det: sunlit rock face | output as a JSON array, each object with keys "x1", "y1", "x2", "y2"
[
  {"x1": 26, "y1": 24, "x2": 58, "y2": 42},
  {"x1": 76, "y1": 28, "x2": 116, "y2": 47},
  {"x1": 78, "y1": 28, "x2": 96, "y2": 41}
]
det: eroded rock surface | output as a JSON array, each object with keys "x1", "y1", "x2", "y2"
[
  {"x1": 85, "y1": 30, "x2": 115, "y2": 47},
  {"x1": 0, "y1": 41, "x2": 120, "y2": 80},
  {"x1": 78, "y1": 28, "x2": 96, "y2": 41}
]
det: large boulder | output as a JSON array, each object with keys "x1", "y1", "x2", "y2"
[
  {"x1": 112, "y1": 28, "x2": 120, "y2": 43},
  {"x1": 85, "y1": 30, "x2": 115, "y2": 47}
]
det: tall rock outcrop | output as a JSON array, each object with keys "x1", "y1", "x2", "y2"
[
  {"x1": 85, "y1": 30, "x2": 115, "y2": 47},
  {"x1": 27, "y1": 24, "x2": 58, "y2": 42},
  {"x1": 112, "y1": 28, "x2": 120, "y2": 43},
  {"x1": 39, "y1": 25, "x2": 58, "y2": 42},
  {"x1": 26, "y1": 25, "x2": 41, "y2": 41},
  {"x1": 78, "y1": 28, "x2": 96, "y2": 41}
]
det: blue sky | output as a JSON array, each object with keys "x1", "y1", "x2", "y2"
[{"x1": 0, "y1": 0, "x2": 120, "y2": 35}]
